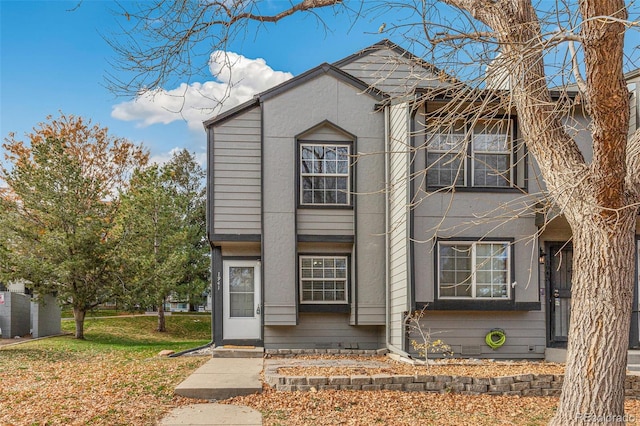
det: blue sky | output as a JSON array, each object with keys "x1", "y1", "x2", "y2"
[
  {"x1": 0, "y1": 1, "x2": 390, "y2": 165},
  {"x1": 2, "y1": 1, "x2": 639, "y2": 167}
]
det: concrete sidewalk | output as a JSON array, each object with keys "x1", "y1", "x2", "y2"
[
  {"x1": 174, "y1": 357, "x2": 263, "y2": 400},
  {"x1": 160, "y1": 404, "x2": 262, "y2": 426},
  {"x1": 160, "y1": 352, "x2": 264, "y2": 426}
]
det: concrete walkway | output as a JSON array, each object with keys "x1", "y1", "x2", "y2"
[
  {"x1": 160, "y1": 349, "x2": 264, "y2": 426},
  {"x1": 160, "y1": 404, "x2": 262, "y2": 426},
  {"x1": 174, "y1": 357, "x2": 263, "y2": 400}
]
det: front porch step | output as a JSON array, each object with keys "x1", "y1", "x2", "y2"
[
  {"x1": 174, "y1": 358, "x2": 263, "y2": 400},
  {"x1": 212, "y1": 346, "x2": 264, "y2": 358}
]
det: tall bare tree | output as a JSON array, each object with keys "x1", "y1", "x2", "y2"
[{"x1": 108, "y1": 1, "x2": 640, "y2": 423}]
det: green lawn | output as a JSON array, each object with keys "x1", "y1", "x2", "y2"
[
  {"x1": 59, "y1": 314, "x2": 212, "y2": 355},
  {"x1": 0, "y1": 315, "x2": 212, "y2": 425}
]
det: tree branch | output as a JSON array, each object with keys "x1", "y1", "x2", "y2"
[
  {"x1": 222, "y1": 0, "x2": 342, "y2": 26},
  {"x1": 107, "y1": 0, "x2": 343, "y2": 96}
]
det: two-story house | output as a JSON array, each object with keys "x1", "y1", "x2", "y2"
[{"x1": 204, "y1": 40, "x2": 640, "y2": 359}]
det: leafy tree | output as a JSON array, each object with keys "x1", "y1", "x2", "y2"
[
  {"x1": 109, "y1": 1, "x2": 640, "y2": 422},
  {"x1": 0, "y1": 113, "x2": 148, "y2": 339},
  {"x1": 164, "y1": 150, "x2": 209, "y2": 312},
  {"x1": 118, "y1": 150, "x2": 207, "y2": 331}
]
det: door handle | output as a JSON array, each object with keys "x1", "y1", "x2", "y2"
[{"x1": 256, "y1": 303, "x2": 261, "y2": 315}]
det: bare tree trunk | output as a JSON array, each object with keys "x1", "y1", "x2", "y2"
[
  {"x1": 73, "y1": 307, "x2": 86, "y2": 340},
  {"x1": 442, "y1": 0, "x2": 634, "y2": 421},
  {"x1": 157, "y1": 299, "x2": 166, "y2": 332},
  {"x1": 550, "y1": 212, "x2": 637, "y2": 425}
]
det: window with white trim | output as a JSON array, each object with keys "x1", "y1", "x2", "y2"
[
  {"x1": 472, "y1": 120, "x2": 512, "y2": 187},
  {"x1": 300, "y1": 256, "x2": 348, "y2": 303},
  {"x1": 438, "y1": 241, "x2": 510, "y2": 299},
  {"x1": 426, "y1": 119, "x2": 513, "y2": 188},
  {"x1": 426, "y1": 123, "x2": 466, "y2": 187},
  {"x1": 300, "y1": 144, "x2": 350, "y2": 205}
]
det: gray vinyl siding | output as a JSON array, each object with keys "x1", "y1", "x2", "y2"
[
  {"x1": 409, "y1": 100, "x2": 544, "y2": 357},
  {"x1": 264, "y1": 313, "x2": 383, "y2": 349},
  {"x1": 337, "y1": 47, "x2": 449, "y2": 95},
  {"x1": 388, "y1": 102, "x2": 411, "y2": 347},
  {"x1": 262, "y1": 73, "x2": 385, "y2": 327},
  {"x1": 212, "y1": 107, "x2": 262, "y2": 235},
  {"x1": 412, "y1": 198, "x2": 540, "y2": 304},
  {"x1": 410, "y1": 310, "x2": 546, "y2": 359},
  {"x1": 297, "y1": 210, "x2": 354, "y2": 235},
  {"x1": 296, "y1": 123, "x2": 354, "y2": 235},
  {"x1": 353, "y1": 132, "x2": 386, "y2": 325}
]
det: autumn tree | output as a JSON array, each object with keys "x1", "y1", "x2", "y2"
[
  {"x1": 0, "y1": 114, "x2": 148, "y2": 339},
  {"x1": 108, "y1": 1, "x2": 640, "y2": 423},
  {"x1": 118, "y1": 150, "x2": 207, "y2": 332}
]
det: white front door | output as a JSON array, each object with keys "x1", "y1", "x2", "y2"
[{"x1": 223, "y1": 260, "x2": 261, "y2": 340}]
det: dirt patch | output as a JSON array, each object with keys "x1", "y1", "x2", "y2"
[{"x1": 0, "y1": 335, "x2": 33, "y2": 346}]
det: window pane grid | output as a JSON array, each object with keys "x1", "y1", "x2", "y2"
[
  {"x1": 473, "y1": 153, "x2": 510, "y2": 187},
  {"x1": 300, "y1": 256, "x2": 348, "y2": 303},
  {"x1": 300, "y1": 144, "x2": 350, "y2": 205},
  {"x1": 426, "y1": 120, "x2": 514, "y2": 188},
  {"x1": 472, "y1": 120, "x2": 512, "y2": 187},
  {"x1": 438, "y1": 242, "x2": 510, "y2": 299},
  {"x1": 426, "y1": 126, "x2": 466, "y2": 187}
]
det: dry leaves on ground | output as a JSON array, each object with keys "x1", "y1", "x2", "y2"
[
  {"x1": 0, "y1": 349, "x2": 207, "y2": 426},
  {"x1": 228, "y1": 389, "x2": 640, "y2": 426}
]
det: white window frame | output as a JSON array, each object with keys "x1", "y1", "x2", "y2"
[
  {"x1": 471, "y1": 119, "x2": 513, "y2": 187},
  {"x1": 437, "y1": 241, "x2": 511, "y2": 300},
  {"x1": 299, "y1": 143, "x2": 351, "y2": 206},
  {"x1": 299, "y1": 255, "x2": 349, "y2": 304},
  {"x1": 425, "y1": 119, "x2": 515, "y2": 188},
  {"x1": 425, "y1": 123, "x2": 467, "y2": 187}
]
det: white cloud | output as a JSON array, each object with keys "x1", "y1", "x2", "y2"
[{"x1": 111, "y1": 51, "x2": 292, "y2": 131}]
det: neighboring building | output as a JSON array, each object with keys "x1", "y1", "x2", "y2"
[
  {"x1": 204, "y1": 40, "x2": 640, "y2": 358},
  {"x1": 164, "y1": 294, "x2": 190, "y2": 313}
]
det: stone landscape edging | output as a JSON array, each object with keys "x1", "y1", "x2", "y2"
[{"x1": 263, "y1": 351, "x2": 640, "y2": 398}]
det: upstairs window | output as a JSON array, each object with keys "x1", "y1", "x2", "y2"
[
  {"x1": 300, "y1": 143, "x2": 350, "y2": 205},
  {"x1": 426, "y1": 119, "x2": 514, "y2": 189},
  {"x1": 426, "y1": 123, "x2": 466, "y2": 187},
  {"x1": 472, "y1": 121, "x2": 511, "y2": 187}
]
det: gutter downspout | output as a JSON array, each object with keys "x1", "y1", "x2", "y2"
[{"x1": 384, "y1": 103, "x2": 412, "y2": 358}]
